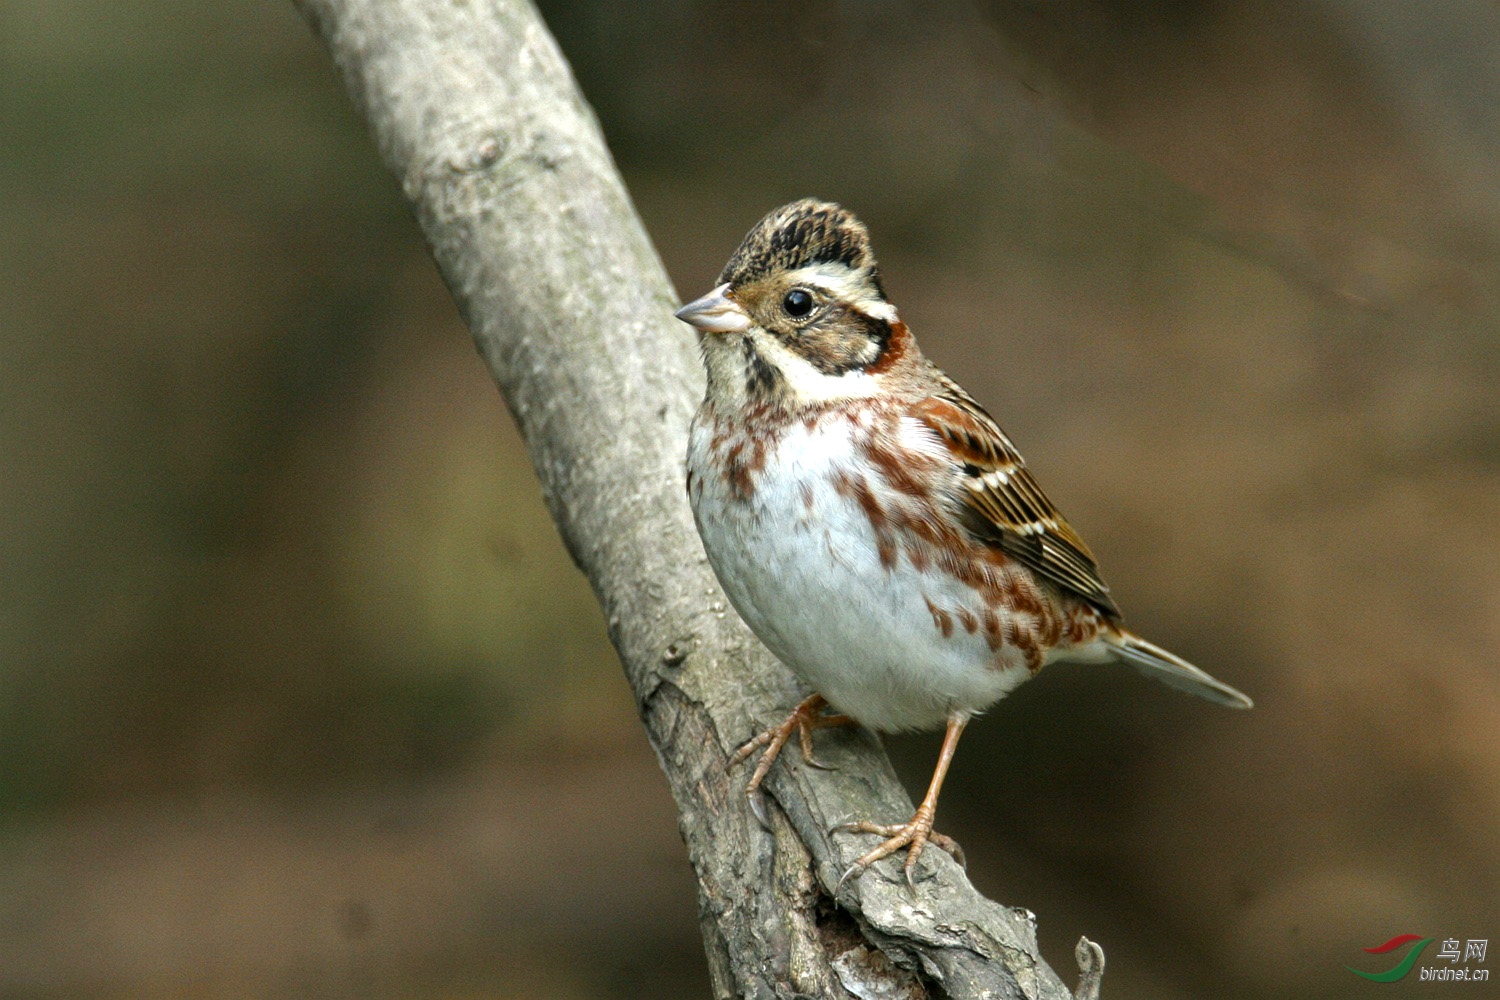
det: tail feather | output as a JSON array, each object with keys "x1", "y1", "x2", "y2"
[{"x1": 1106, "y1": 630, "x2": 1253, "y2": 709}]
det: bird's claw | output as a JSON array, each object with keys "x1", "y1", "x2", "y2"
[
  {"x1": 726, "y1": 695, "x2": 857, "y2": 828},
  {"x1": 746, "y1": 787, "x2": 772, "y2": 830},
  {"x1": 796, "y1": 715, "x2": 845, "y2": 772},
  {"x1": 834, "y1": 860, "x2": 867, "y2": 895},
  {"x1": 832, "y1": 856, "x2": 919, "y2": 895},
  {"x1": 829, "y1": 815, "x2": 963, "y2": 893}
]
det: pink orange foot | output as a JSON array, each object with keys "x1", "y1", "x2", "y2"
[
  {"x1": 834, "y1": 811, "x2": 966, "y2": 892},
  {"x1": 728, "y1": 693, "x2": 854, "y2": 828}
]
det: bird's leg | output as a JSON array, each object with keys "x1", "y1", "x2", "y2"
[
  {"x1": 835, "y1": 711, "x2": 969, "y2": 892},
  {"x1": 728, "y1": 694, "x2": 855, "y2": 828}
]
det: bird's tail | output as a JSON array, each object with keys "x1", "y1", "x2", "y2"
[{"x1": 1103, "y1": 628, "x2": 1253, "y2": 709}]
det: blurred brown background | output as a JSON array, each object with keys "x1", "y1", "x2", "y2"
[{"x1": 3, "y1": 0, "x2": 1498, "y2": 996}]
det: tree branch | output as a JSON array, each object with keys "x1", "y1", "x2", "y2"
[{"x1": 292, "y1": 0, "x2": 1100, "y2": 995}]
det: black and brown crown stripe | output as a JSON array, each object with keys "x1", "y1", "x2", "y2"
[{"x1": 720, "y1": 199, "x2": 886, "y2": 296}]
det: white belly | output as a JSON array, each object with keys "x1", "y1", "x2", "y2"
[{"x1": 687, "y1": 414, "x2": 1030, "y2": 732}]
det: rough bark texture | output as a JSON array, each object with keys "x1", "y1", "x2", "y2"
[{"x1": 292, "y1": 0, "x2": 1101, "y2": 995}]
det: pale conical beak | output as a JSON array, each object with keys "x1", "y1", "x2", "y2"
[{"x1": 674, "y1": 283, "x2": 751, "y2": 333}]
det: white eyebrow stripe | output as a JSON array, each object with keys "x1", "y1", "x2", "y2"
[{"x1": 782, "y1": 263, "x2": 897, "y2": 323}]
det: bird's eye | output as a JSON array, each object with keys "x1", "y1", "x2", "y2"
[{"x1": 782, "y1": 288, "x2": 815, "y2": 318}]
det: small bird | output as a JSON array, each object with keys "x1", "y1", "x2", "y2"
[{"x1": 675, "y1": 199, "x2": 1251, "y2": 890}]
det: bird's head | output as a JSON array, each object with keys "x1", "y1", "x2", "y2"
[{"x1": 675, "y1": 199, "x2": 912, "y2": 410}]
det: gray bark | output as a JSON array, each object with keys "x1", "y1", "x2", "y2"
[{"x1": 292, "y1": 0, "x2": 1102, "y2": 995}]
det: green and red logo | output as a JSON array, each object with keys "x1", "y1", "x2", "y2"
[{"x1": 1346, "y1": 935, "x2": 1433, "y2": 982}]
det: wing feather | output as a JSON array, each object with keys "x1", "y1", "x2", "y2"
[{"x1": 915, "y1": 374, "x2": 1121, "y2": 619}]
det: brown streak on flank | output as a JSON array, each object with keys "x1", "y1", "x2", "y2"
[
  {"x1": 748, "y1": 437, "x2": 767, "y2": 475},
  {"x1": 884, "y1": 497, "x2": 945, "y2": 574},
  {"x1": 980, "y1": 606, "x2": 1003, "y2": 652},
  {"x1": 863, "y1": 436, "x2": 931, "y2": 500},
  {"x1": 1065, "y1": 605, "x2": 1100, "y2": 646},
  {"x1": 835, "y1": 471, "x2": 896, "y2": 569},
  {"x1": 901, "y1": 510, "x2": 947, "y2": 549},
  {"x1": 834, "y1": 472, "x2": 887, "y2": 531},
  {"x1": 723, "y1": 440, "x2": 754, "y2": 499},
  {"x1": 925, "y1": 598, "x2": 955, "y2": 638},
  {"x1": 1012, "y1": 628, "x2": 1045, "y2": 673},
  {"x1": 1006, "y1": 574, "x2": 1044, "y2": 617},
  {"x1": 1025, "y1": 644, "x2": 1046, "y2": 674},
  {"x1": 728, "y1": 462, "x2": 753, "y2": 499},
  {"x1": 799, "y1": 482, "x2": 815, "y2": 512},
  {"x1": 1014, "y1": 632, "x2": 1038, "y2": 671},
  {"x1": 926, "y1": 522, "x2": 1011, "y2": 596},
  {"x1": 1037, "y1": 603, "x2": 1064, "y2": 649},
  {"x1": 957, "y1": 607, "x2": 978, "y2": 634}
]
